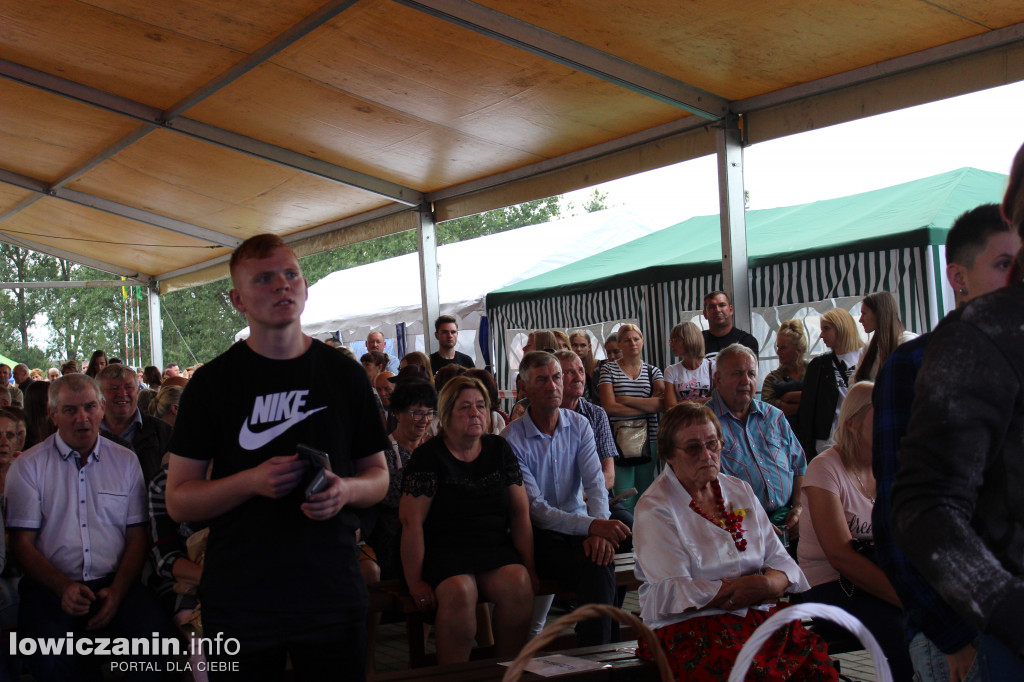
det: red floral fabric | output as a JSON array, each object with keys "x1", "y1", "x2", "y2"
[{"x1": 638, "y1": 603, "x2": 837, "y2": 681}]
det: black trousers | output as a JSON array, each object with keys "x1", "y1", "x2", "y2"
[
  {"x1": 533, "y1": 529, "x2": 616, "y2": 647},
  {"x1": 202, "y1": 607, "x2": 367, "y2": 682}
]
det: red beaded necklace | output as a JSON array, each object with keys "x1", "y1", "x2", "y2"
[{"x1": 689, "y1": 480, "x2": 747, "y2": 551}]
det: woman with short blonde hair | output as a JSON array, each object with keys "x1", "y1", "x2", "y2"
[
  {"x1": 797, "y1": 308, "x2": 865, "y2": 457},
  {"x1": 149, "y1": 385, "x2": 184, "y2": 427},
  {"x1": 761, "y1": 319, "x2": 809, "y2": 421}
]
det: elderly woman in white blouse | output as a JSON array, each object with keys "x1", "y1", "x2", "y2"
[{"x1": 634, "y1": 403, "x2": 836, "y2": 681}]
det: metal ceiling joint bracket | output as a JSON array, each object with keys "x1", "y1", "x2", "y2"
[{"x1": 394, "y1": 0, "x2": 729, "y2": 119}]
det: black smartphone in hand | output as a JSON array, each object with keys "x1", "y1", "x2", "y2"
[{"x1": 296, "y1": 444, "x2": 332, "y2": 500}]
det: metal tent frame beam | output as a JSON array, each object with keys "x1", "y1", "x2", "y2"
[
  {"x1": 427, "y1": 114, "x2": 713, "y2": 203},
  {"x1": 715, "y1": 116, "x2": 750, "y2": 332},
  {"x1": 0, "y1": 280, "x2": 131, "y2": 289},
  {"x1": 0, "y1": 59, "x2": 422, "y2": 206},
  {"x1": 395, "y1": 0, "x2": 729, "y2": 119},
  {"x1": 417, "y1": 205, "x2": 441, "y2": 354},
  {"x1": 0, "y1": 169, "x2": 240, "y2": 248},
  {"x1": 157, "y1": 201, "x2": 419, "y2": 284},
  {"x1": 733, "y1": 21, "x2": 1024, "y2": 114},
  {"x1": 0, "y1": 230, "x2": 151, "y2": 283},
  {"x1": 162, "y1": 0, "x2": 363, "y2": 119}
]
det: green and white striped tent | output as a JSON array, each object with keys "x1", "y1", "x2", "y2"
[{"x1": 486, "y1": 167, "x2": 1009, "y2": 392}]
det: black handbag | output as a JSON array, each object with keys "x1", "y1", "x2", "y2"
[{"x1": 838, "y1": 538, "x2": 876, "y2": 597}]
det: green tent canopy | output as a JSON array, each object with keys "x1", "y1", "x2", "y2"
[
  {"x1": 0, "y1": 352, "x2": 18, "y2": 368},
  {"x1": 488, "y1": 167, "x2": 1008, "y2": 305},
  {"x1": 485, "y1": 167, "x2": 1009, "y2": 390}
]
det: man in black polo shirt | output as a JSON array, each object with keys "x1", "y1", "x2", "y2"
[
  {"x1": 165, "y1": 234, "x2": 388, "y2": 682},
  {"x1": 701, "y1": 290, "x2": 759, "y2": 358}
]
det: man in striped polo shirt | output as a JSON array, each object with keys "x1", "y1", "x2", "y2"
[{"x1": 708, "y1": 344, "x2": 806, "y2": 544}]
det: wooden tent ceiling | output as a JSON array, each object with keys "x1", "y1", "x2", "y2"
[{"x1": 2, "y1": 0, "x2": 1023, "y2": 291}]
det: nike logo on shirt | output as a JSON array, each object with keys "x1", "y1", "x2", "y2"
[{"x1": 238, "y1": 389, "x2": 326, "y2": 451}]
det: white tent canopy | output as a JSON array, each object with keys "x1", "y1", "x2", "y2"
[{"x1": 235, "y1": 207, "x2": 669, "y2": 346}]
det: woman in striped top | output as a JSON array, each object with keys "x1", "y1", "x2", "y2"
[{"x1": 598, "y1": 324, "x2": 666, "y2": 512}]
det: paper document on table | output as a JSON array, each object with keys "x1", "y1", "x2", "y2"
[{"x1": 499, "y1": 654, "x2": 607, "y2": 677}]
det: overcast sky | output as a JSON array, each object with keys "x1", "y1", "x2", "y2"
[{"x1": 564, "y1": 80, "x2": 1024, "y2": 227}]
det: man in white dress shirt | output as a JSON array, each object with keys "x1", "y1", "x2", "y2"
[
  {"x1": 502, "y1": 351, "x2": 629, "y2": 646},
  {"x1": 6, "y1": 374, "x2": 171, "y2": 681}
]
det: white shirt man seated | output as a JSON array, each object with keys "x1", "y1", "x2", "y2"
[
  {"x1": 501, "y1": 351, "x2": 630, "y2": 647},
  {"x1": 6, "y1": 374, "x2": 173, "y2": 682}
]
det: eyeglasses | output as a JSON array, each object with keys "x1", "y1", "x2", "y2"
[
  {"x1": 677, "y1": 439, "x2": 723, "y2": 458},
  {"x1": 402, "y1": 409, "x2": 436, "y2": 421}
]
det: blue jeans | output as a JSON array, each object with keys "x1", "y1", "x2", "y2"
[{"x1": 908, "y1": 631, "x2": 1024, "y2": 682}]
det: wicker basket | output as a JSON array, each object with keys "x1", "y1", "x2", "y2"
[
  {"x1": 727, "y1": 602, "x2": 893, "y2": 682},
  {"x1": 501, "y1": 602, "x2": 673, "y2": 682}
]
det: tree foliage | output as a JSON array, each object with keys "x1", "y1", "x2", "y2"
[
  {"x1": 156, "y1": 281, "x2": 242, "y2": 368},
  {"x1": 2, "y1": 192, "x2": 608, "y2": 368},
  {"x1": 0, "y1": 244, "x2": 141, "y2": 369},
  {"x1": 0, "y1": 243, "x2": 53, "y2": 368}
]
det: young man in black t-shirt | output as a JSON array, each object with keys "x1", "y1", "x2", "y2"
[
  {"x1": 166, "y1": 235, "x2": 389, "y2": 681},
  {"x1": 429, "y1": 314, "x2": 475, "y2": 373}
]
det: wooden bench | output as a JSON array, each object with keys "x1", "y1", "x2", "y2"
[
  {"x1": 370, "y1": 639, "x2": 660, "y2": 682},
  {"x1": 368, "y1": 553, "x2": 641, "y2": 668}
]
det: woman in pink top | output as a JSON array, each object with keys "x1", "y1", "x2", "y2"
[{"x1": 798, "y1": 381, "x2": 912, "y2": 680}]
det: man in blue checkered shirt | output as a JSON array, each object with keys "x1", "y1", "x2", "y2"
[{"x1": 708, "y1": 344, "x2": 806, "y2": 538}]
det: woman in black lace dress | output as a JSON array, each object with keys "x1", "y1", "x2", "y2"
[{"x1": 399, "y1": 375, "x2": 536, "y2": 664}]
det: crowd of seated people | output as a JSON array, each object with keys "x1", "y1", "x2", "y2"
[
  {"x1": 5, "y1": 147, "x2": 1024, "y2": 682},
  {"x1": 0, "y1": 359, "x2": 194, "y2": 682},
  {"x1": 354, "y1": 182, "x2": 1019, "y2": 679},
  {"x1": 0, "y1": 295, "x2": 972, "y2": 681}
]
